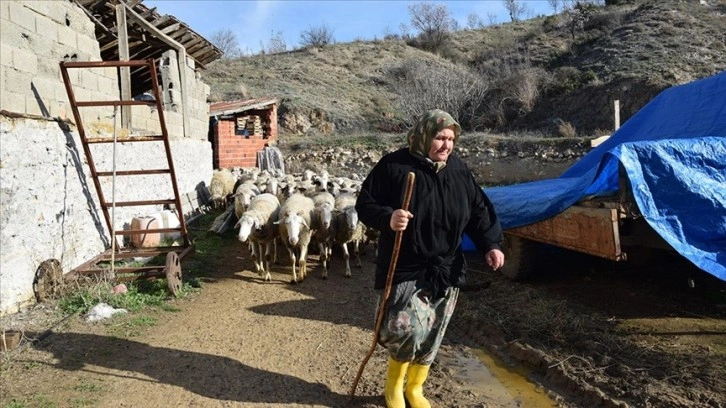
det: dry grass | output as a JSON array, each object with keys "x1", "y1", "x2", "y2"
[{"x1": 203, "y1": 0, "x2": 725, "y2": 137}]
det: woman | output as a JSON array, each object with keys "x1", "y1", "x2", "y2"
[{"x1": 355, "y1": 109, "x2": 505, "y2": 408}]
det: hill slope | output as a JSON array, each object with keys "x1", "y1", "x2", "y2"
[{"x1": 203, "y1": 0, "x2": 725, "y2": 137}]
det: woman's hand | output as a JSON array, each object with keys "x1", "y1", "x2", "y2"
[
  {"x1": 390, "y1": 209, "x2": 413, "y2": 231},
  {"x1": 485, "y1": 249, "x2": 505, "y2": 271}
]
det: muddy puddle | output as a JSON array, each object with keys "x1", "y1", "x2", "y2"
[{"x1": 438, "y1": 346, "x2": 558, "y2": 407}]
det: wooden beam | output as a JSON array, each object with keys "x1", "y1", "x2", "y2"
[
  {"x1": 151, "y1": 15, "x2": 171, "y2": 26},
  {"x1": 115, "y1": 3, "x2": 132, "y2": 129},
  {"x1": 161, "y1": 23, "x2": 181, "y2": 35},
  {"x1": 73, "y1": 0, "x2": 116, "y2": 36}
]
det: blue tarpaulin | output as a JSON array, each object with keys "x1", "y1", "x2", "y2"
[{"x1": 476, "y1": 71, "x2": 726, "y2": 281}]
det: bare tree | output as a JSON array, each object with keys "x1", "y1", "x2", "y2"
[
  {"x1": 399, "y1": 22, "x2": 411, "y2": 40},
  {"x1": 210, "y1": 29, "x2": 240, "y2": 58},
  {"x1": 299, "y1": 24, "x2": 335, "y2": 48},
  {"x1": 467, "y1": 12, "x2": 485, "y2": 29},
  {"x1": 487, "y1": 11, "x2": 498, "y2": 26},
  {"x1": 564, "y1": 1, "x2": 596, "y2": 39},
  {"x1": 265, "y1": 30, "x2": 287, "y2": 54},
  {"x1": 548, "y1": 0, "x2": 562, "y2": 14},
  {"x1": 502, "y1": 0, "x2": 527, "y2": 22},
  {"x1": 407, "y1": 2, "x2": 455, "y2": 51}
]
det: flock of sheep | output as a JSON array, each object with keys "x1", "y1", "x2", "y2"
[{"x1": 209, "y1": 167, "x2": 378, "y2": 283}]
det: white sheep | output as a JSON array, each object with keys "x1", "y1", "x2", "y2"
[
  {"x1": 311, "y1": 191, "x2": 336, "y2": 279},
  {"x1": 233, "y1": 181, "x2": 261, "y2": 219},
  {"x1": 209, "y1": 169, "x2": 237, "y2": 209},
  {"x1": 312, "y1": 170, "x2": 331, "y2": 193},
  {"x1": 235, "y1": 193, "x2": 281, "y2": 281},
  {"x1": 332, "y1": 193, "x2": 365, "y2": 277},
  {"x1": 276, "y1": 193, "x2": 315, "y2": 283}
]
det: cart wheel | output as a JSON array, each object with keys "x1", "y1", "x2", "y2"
[
  {"x1": 499, "y1": 235, "x2": 537, "y2": 281},
  {"x1": 165, "y1": 252, "x2": 182, "y2": 297}
]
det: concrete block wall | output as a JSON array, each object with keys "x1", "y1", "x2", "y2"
[
  {"x1": 157, "y1": 50, "x2": 210, "y2": 141},
  {"x1": 0, "y1": 116, "x2": 213, "y2": 315},
  {"x1": 0, "y1": 0, "x2": 118, "y2": 126},
  {"x1": 0, "y1": 117, "x2": 107, "y2": 315},
  {"x1": 0, "y1": 2, "x2": 216, "y2": 315}
]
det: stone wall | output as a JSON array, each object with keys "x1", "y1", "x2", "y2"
[{"x1": 0, "y1": 1, "x2": 214, "y2": 315}]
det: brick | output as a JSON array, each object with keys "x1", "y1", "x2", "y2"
[
  {"x1": 0, "y1": 42, "x2": 12, "y2": 67},
  {"x1": 79, "y1": 69, "x2": 98, "y2": 91},
  {"x1": 0, "y1": 20, "x2": 25, "y2": 47},
  {"x1": 76, "y1": 32, "x2": 99, "y2": 56},
  {"x1": 25, "y1": 94, "x2": 44, "y2": 116},
  {"x1": 3, "y1": 67, "x2": 32, "y2": 95},
  {"x1": 23, "y1": 1, "x2": 62, "y2": 25},
  {"x1": 12, "y1": 48, "x2": 37, "y2": 75},
  {"x1": 0, "y1": 89, "x2": 25, "y2": 113},
  {"x1": 57, "y1": 24, "x2": 76, "y2": 47},
  {"x1": 0, "y1": 1, "x2": 9, "y2": 19},
  {"x1": 8, "y1": 2, "x2": 35, "y2": 32},
  {"x1": 29, "y1": 76, "x2": 55, "y2": 100},
  {"x1": 34, "y1": 14, "x2": 58, "y2": 42}
]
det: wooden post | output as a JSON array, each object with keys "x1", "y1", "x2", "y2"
[
  {"x1": 614, "y1": 99, "x2": 620, "y2": 131},
  {"x1": 123, "y1": 2, "x2": 190, "y2": 137},
  {"x1": 115, "y1": 4, "x2": 132, "y2": 129}
]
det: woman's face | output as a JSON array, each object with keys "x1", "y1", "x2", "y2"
[{"x1": 427, "y1": 126, "x2": 456, "y2": 162}]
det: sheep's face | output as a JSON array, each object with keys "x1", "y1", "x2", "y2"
[
  {"x1": 316, "y1": 204, "x2": 334, "y2": 229},
  {"x1": 234, "y1": 192, "x2": 253, "y2": 211},
  {"x1": 236, "y1": 216, "x2": 255, "y2": 243},
  {"x1": 344, "y1": 207, "x2": 359, "y2": 229},
  {"x1": 281, "y1": 212, "x2": 309, "y2": 246}
]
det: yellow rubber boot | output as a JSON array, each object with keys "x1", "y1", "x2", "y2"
[
  {"x1": 405, "y1": 364, "x2": 431, "y2": 408},
  {"x1": 384, "y1": 357, "x2": 409, "y2": 408}
]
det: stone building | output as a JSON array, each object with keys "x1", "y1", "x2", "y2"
[{"x1": 0, "y1": 0, "x2": 222, "y2": 314}]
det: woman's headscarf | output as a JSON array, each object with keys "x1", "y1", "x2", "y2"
[{"x1": 407, "y1": 109, "x2": 461, "y2": 171}]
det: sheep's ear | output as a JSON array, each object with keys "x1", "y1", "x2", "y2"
[
  {"x1": 301, "y1": 218, "x2": 310, "y2": 229},
  {"x1": 234, "y1": 218, "x2": 242, "y2": 229}
]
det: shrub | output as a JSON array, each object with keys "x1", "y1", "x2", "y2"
[
  {"x1": 557, "y1": 120, "x2": 577, "y2": 137},
  {"x1": 299, "y1": 24, "x2": 335, "y2": 48},
  {"x1": 387, "y1": 57, "x2": 489, "y2": 129}
]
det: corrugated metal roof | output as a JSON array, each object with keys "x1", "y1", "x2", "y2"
[{"x1": 209, "y1": 97, "x2": 279, "y2": 117}]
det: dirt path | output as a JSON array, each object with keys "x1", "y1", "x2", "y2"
[
  {"x1": 2, "y1": 218, "x2": 724, "y2": 408},
  {"x1": 1, "y1": 240, "x2": 543, "y2": 407}
]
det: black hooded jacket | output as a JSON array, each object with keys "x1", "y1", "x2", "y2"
[{"x1": 355, "y1": 147, "x2": 503, "y2": 297}]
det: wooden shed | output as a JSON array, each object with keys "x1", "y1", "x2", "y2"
[{"x1": 208, "y1": 97, "x2": 279, "y2": 169}]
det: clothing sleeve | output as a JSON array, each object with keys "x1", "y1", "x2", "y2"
[
  {"x1": 463, "y1": 172, "x2": 503, "y2": 252},
  {"x1": 355, "y1": 160, "x2": 394, "y2": 233}
]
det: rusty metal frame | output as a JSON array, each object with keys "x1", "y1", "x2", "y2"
[{"x1": 59, "y1": 59, "x2": 194, "y2": 282}]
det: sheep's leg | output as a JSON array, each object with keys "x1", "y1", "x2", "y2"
[
  {"x1": 288, "y1": 247, "x2": 298, "y2": 283},
  {"x1": 341, "y1": 242, "x2": 351, "y2": 278},
  {"x1": 318, "y1": 242, "x2": 328, "y2": 279},
  {"x1": 262, "y1": 242, "x2": 272, "y2": 282},
  {"x1": 249, "y1": 242, "x2": 261, "y2": 275},
  {"x1": 273, "y1": 237, "x2": 280, "y2": 264},
  {"x1": 255, "y1": 242, "x2": 266, "y2": 277},
  {"x1": 354, "y1": 239, "x2": 362, "y2": 268},
  {"x1": 299, "y1": 244, "x2": 309, "y2": 281}
]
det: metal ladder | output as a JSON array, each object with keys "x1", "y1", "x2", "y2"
[{"x1": 59, "y1": 59, "x2": 192, "y2": 294}]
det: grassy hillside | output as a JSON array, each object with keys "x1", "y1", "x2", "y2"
[{"x1": 202, "y1": 0, "x2": 725, "y2": 138}]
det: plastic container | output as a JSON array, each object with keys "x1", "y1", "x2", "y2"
[{"x1": 130, "y1": 216, "x2": 160, "y2": 248}]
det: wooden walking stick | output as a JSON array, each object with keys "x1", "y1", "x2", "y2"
[{"x1": 349, "y1": 171, "x2": 416, "y2": 397}]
